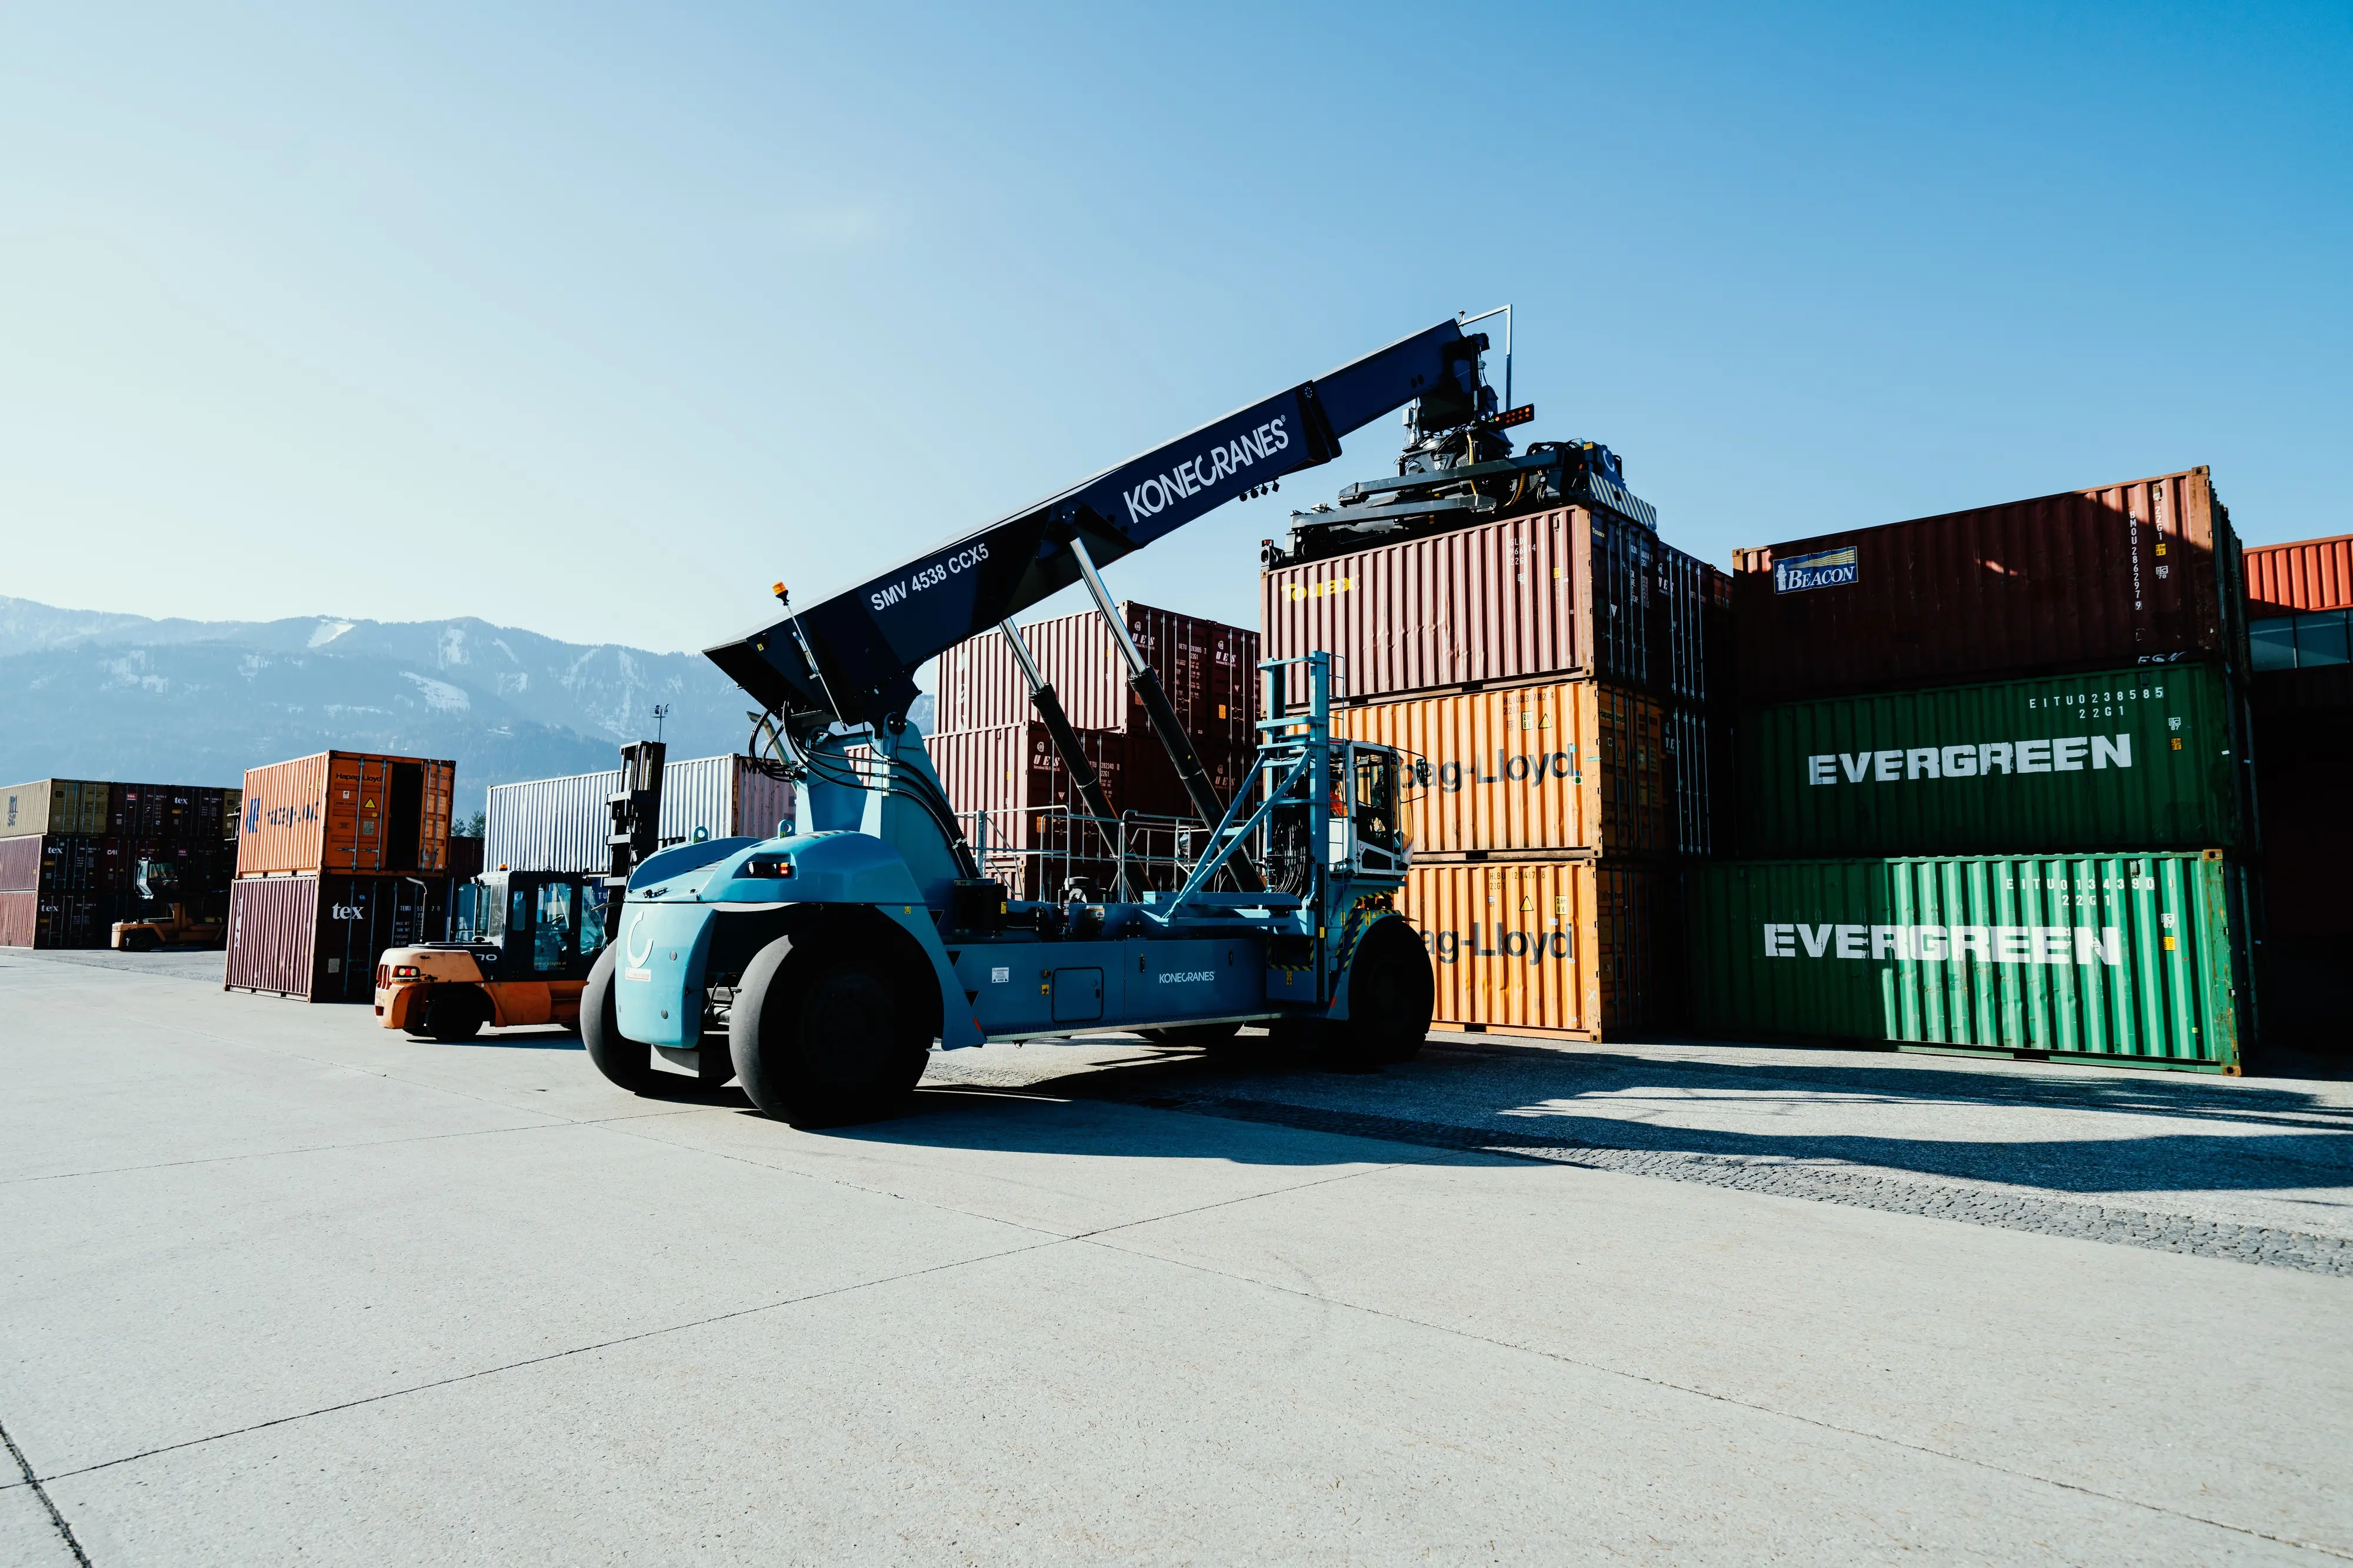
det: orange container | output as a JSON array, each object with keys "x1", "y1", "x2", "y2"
[
  {"x1": 235, "y1": 751, "x2": 455, "y2": 877},
  {"x1": 1336, "y1": 680, "x2": 1673, "y2": 857},
  {"x1": 1398, "y1": 857, "x2": 1681, "y2": 1040},
  {"x1": 2244, "y1": 532, "x2": 2353, "y2": 617}
]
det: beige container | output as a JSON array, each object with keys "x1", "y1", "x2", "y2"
[
  {"x1": 1398, "y1": 856, "x2": 1681, "y2": 1040},
  {"x1": 1336, "y1": 680, "x2": 1672, "y2": 858},
  {"x1": 0, "y1": 780, "x2": 111, "y2": 839}
]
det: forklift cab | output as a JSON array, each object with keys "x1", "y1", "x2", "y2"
[
  {"x1": 1332, "y1": 742, "x2": 1409, "y2": 879},
  {"x1": 453, "y1": 871, "x2": 609, "y2": 982}
]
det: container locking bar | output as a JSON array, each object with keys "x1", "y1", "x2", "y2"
[{"x1": 999, "y1": 618, "x2": 1126, "y2": 885}]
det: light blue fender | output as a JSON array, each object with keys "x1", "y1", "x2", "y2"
[
  {"x1": 1320, "y1": 904, "x2": 1408, "y2": 1023},
  {"x1": 611, "y1": 829, "x2": 981, "y2": 1051}
]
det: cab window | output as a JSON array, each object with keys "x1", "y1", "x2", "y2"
[
  {"x1": 532, "y1": 882, "x2": 576, "y2": 974},
  {"x1": 577, "y1": 888, "x2": 608, "y2": 959},
  {"x1": 1352, "y1": 749, "x2": 1402, "y2": 853}
]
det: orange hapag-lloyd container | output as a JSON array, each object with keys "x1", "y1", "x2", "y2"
[
  {"x1": 1335, "y1": 680, "x2": 1676, "y2": 857},
  {"x1": 235, "y1": 751, "x2": 455, "y2": 877},
  {"x1": 1398, "y1": 857, "x2": 1682, "y2": 1040}
]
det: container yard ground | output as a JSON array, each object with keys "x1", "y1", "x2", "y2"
[{"x1": 4, "y1": 949, "x2": 2349, "y2": 1564}]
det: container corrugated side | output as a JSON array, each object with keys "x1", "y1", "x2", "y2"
[
  {"x1": 0, "y1": 836, "x2": 41, "y2": 893},
  {"x1": 1334, "y1": 681, "x2": 1673, "y2": 857},
  {"x1": 1731, "y1": 468, "x2": 2247, "y2": 702},
  {"x1": 485, "y1": 756, "x2": 794, "y2": 873},
  {"x1": 0, "y1": 780, "x2": 112, "y2": 839},
  {"x1": 2245, "y1": 533, "x2": 2353, "y2": 616},
  {"x1": 1398, "y1": 857, "x2": 1681, "y2": 1040},
  {"x1": 1686, "y1": 852, "x2": 2251, "y2": 1071},
  {"x1": 225, "y1": 872, "x2": 444, "y2": 1001},
  {"x1": 226, "y1": 875, "x2": 322, "y2": 995},
  {"x1": 0, "y1": 891, "x2": 35, "y2": 947},
  {"x1": 933, "y1": 600, "x2": 1257, "y2": 745},
  {"x1": 928, "y1": 724, "x2": 1129, "y2": 896},
  {"x1": 1261, "y1": 506, "x2": 1717, "y2": 705},
  {"x1": 236, "y1": 752, "x2": 454, "y2": 876},
  {"x1": 1738, "y1": 663, "x2": 2255, "y2": 856}
]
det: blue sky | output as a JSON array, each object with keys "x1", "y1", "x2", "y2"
[{"x1": 3, "y1": 2, "x2": 2346, "y2": 654}]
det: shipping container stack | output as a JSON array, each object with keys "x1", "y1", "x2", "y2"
[
  {"x1": 224, "y1": 750, "x2": 457, "y2": 1002},
  {"x1": 2242, "y1": 531, "x2": 2353, "y2": 1052},
  {"x1": 484, "y1": 754, "x2": 792, "y2": 875},
  {"x1": 0, "y1": 779, "x2": 239, "y2": 948},
  {"x1": 928, "y1": 602, "x2": 1258, "y2": 899},
  {"x1": 1689, "y1": 467, "x2": 2262, "y2": 1073},
  {"x1": 1261, "y1": 473, "x2": 1732, "y2": 1042}
]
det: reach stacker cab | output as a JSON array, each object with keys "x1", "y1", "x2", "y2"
[
  {"x1": 374, "y1": 869, "x2": 609, "y2": 1041},
  {"x1": 579, "y1": 318, "x2": 1512, "y2": 1125}
]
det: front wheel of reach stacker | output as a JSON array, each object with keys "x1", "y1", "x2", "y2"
[
  {"x1": 729, "y1": 935, "x2": 930, "y2": 1128},
  {"x1": 581, "y1": 945, "x2": 656, "y2": 1094},
  {"x1": 1325, "y1": 918, "x2": 1434, "y2": 1067}
]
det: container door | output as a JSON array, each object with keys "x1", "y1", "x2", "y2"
[{"x1": 386, "y1": 763, "x2": 424, "y2": 872}]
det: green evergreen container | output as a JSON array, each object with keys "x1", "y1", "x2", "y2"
[
  {"x1": 1735, "y1": 663, "x2": 2252, "y2": 856},
  {"x1": 1687, "y1": 852, "x2": 2252, "y2": 1072}
]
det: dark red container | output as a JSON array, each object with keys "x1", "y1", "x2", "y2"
[
  {"x1": 225, "y1": 873, "x2": 445, "y2": 1002},
  {"x1": 0, "y1": 892, "x2": 34, "y2": 948},
  {"x1": 1731, "y1": 468, "x2": 2247, "y2": 704},
  {"x1": 933, "y1": 600, "x2": 1258, "y2": 759},
  {"x1": 1261, "y1": 505, "x2": 1719, "y2": 705},
  {"x1": 2245, "y1": 532, "x2": 2353, "y2": 618}
]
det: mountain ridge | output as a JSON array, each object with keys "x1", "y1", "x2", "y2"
[{"x1": 0, "y1": 596, "x2": 809, "y2": 817}]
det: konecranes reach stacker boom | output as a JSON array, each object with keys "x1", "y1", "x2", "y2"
[{"x1": 584, "y1": 319, "x2": 1514, "y2": 1125}]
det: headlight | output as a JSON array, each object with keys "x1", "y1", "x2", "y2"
[{"x1": 742, "y1": 856, "x2": 794, "y2": 879}]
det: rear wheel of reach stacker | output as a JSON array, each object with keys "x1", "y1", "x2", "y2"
[
  {"x1": 581, "y1": 945, "x2": 656, "y2": 1093},
  {"x1": 419, "y1": 985, "x2": 489, "y2": 1043},
  {"x1": 729, "y1": 932, "x2": 932, "y2": 1128},
  {"x1": 1322, "y1": 918, "x2": 1434, "y2": 1068}
]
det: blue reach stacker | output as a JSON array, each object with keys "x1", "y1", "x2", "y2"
[{"x1": 585, "y1": 318, "x2": 1519, "y2": 1125}]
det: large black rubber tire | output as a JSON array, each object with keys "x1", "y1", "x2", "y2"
[
  {"x1": 1324, "y1": 918, "x2": 1434, "y2": 1067},
  {"x1": 420, "y1": 985, "x2": 489, "y2": 1043},
  {"x1": 581, "y1": 945, "x2": 656, "y2": 1093},
  {"x1": 120, "y1": 929, "x2": 159, "y2": 953},
  {"x1": 729, "y1": 936, "x2": 930, "y2": 1127},
  {"x1": 1139, "y1": 1021, "x2": 1245, "y2": 1053}
]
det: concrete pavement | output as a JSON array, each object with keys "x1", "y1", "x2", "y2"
[{"x1": 4, "y1": 946, "x2": 2348, "y2": 1563}]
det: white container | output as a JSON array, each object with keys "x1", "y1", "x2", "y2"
[{"x1": 484, "y1": 755, "x2": 791, "y2": 873}]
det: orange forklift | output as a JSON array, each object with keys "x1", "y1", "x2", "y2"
[
  {"x1": 374, "y1": 868, "x2": 609, "y2": 1040},
  {"x1": 111, "y1": 860, "x2": 228, "y2": 951},
  {"x1": 375, "y1": 741, "x2": 664, "y2": 1042}
]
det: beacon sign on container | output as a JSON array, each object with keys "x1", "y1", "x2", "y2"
[{"x1": 1774, "y1": 546, "x2": 1858, "y2": 594}]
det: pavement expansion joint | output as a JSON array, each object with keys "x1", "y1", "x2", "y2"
[
  {"x1": 1145, "y1": 1094, "x2": 2353, "y2": 1278},
  {"x1": 30, "y1": 1235, "x2": 1069, "y2": 1490},
  {"x1": 2, "y1": 1416, "x2": 91, "y2": 1567},
  {"x1": 1071, "y1": 1232, "x2": 2353, "y2": 1562}
]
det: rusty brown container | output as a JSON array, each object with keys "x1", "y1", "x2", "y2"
[
  {"x1": 225, "y1": 872, "x2": 445, "y2": 1002},
  {"x1": 0, "y1": 891, "x2": 34, "y2": 948},
  {"x1": 1334, "y1": 680, "x2": 1684, "y2": 858},
  {"x1": 928, "y1": 723, "x2": 1134, "y2": 897},
  {"x1": 234, "y1": 752, "x2": 455, "y2": 877},
  {"x1": 1731, "y1": 468, "x2": 2247, "y2": 704},
  {"x1": 1261, "y1": 504, "x2": 1719, "y2": 705},
  {"x1": 2245, "y1": 532, "x2": 2353, "y2": 617},
  {"x1": 933, "y1": 600, "x2": 1257, "y2": 752},
  {"x1": 1398, "y1": 856, "x2": 1681, "y2": 1040}
]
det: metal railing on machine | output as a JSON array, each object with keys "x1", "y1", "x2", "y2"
[{"x1": 956, "y1": 805, "x2": 1254, "y2": 903}]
